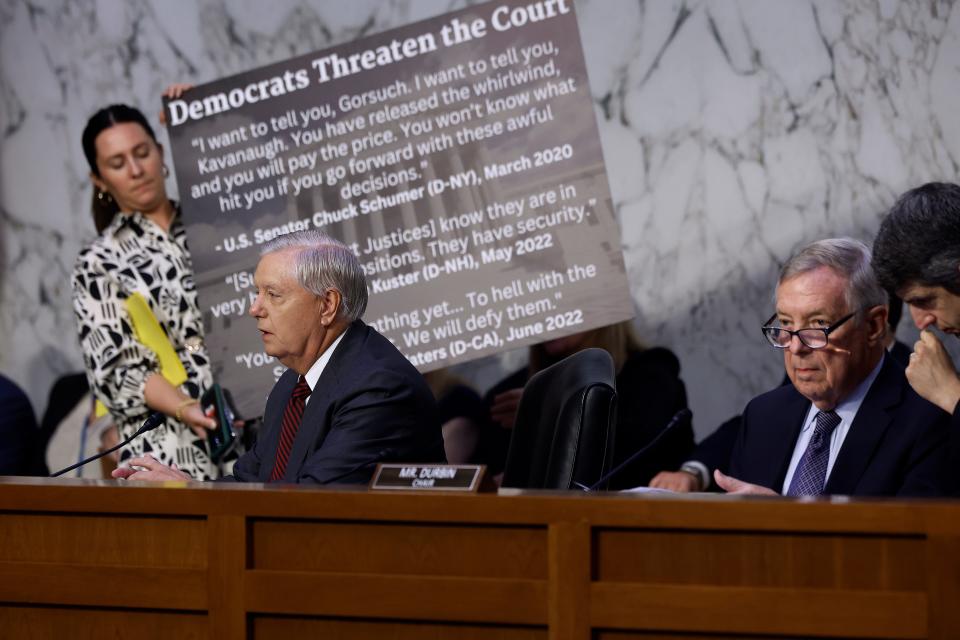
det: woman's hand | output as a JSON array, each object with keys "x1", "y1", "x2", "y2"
[
  {"x1": 180, "y1": 401, "x2": 217, "y2": 439},
  {"x1": 159, "y1": 83, "x2": 194, "y2": 125},
  {"x1": 163, "y1": 83, "x2": 194, "y2": 99},
  {"x1": 144, "y1": 374, "x2": 215, "y2": 438}
]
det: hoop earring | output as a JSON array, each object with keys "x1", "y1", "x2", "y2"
[{"x1": 97, "y1": 190, "x2": 113, "y2": 202}]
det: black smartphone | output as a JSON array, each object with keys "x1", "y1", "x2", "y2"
[{"x1": 201, "y1": 383, "x2": 237, "y2": 462}]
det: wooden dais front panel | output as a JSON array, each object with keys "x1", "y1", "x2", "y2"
[
  {"x1": 247, "y1": 520, "x2": 549, "y2": 625},
  {"x1": 0, "y1": 479, "x2": 957, "y2": 639},
  {"x1": 592, "y1": 528, "x2": 927, "y2": 638}
]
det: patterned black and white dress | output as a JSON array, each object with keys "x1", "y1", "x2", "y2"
[{"x1": 72, "y1": 209, "x2": 220, "y2": 479}]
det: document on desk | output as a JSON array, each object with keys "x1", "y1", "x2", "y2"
[{"x1": 620, "y1": 486, "x2": 676, "y2": 495}]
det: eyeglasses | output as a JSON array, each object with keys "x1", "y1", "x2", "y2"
[{"x1": 761, "y1": 311, "x2": 857, "y2": 349}]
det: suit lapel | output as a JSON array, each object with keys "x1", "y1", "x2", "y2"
[
  {"x1": 282, "y1": 322, "x2": 363, "y2": 481},
  {"x1": 766, "y1": 389, "x2": 809, "y2": 490},
  {"x1": 825, "y1": 357, "x2": 900, "y2": 494}
]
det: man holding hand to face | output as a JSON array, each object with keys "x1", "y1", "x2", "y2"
[
  {"x1": 114, "y1": 230, "x2": 444, "y2": 483},
  {"x1": 715, "y1": 238, "x2": 948, "y2": 497},
  {"x1": 873, "y1": 182, "x2": 960, "y2": 495}
]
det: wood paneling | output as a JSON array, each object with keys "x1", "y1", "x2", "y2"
[
  {"x1": 0, "y1": 512, "x2": 205, "y2": 567},
  {"x1": 0, "y1": 605, "x2": 206, "y2": 639},
  {"x1": 925, "y1": 534, "x2": 960, "y2": 638},
  {"x1": 207, "y1": 514, "x2": 247, "y2": 640},
  {"x1": 0, "y1": 563, "x2": 206, "y2": 609},
  {"x1": 590, "y1": 584, "x2": 927, "y2": 638},
  {"x1": 251, "y1": 616, "x2": 546, "y2": 639},
  {"x1": 595, "y1": 633, "x2": 847, "y2": 640},
  {"x1": 549, "y1": 521, "x2": 590, "y2": 640},
  {"x1": 0, "y1": 479, "x2": 957, "y2": 639},
  {"x1": 245, "y1": 571, "x2": 547, "y2": 624},
  {"x1": 250, "y1": 520, "x2": 546, "y2": 578},
  {"x1": 594, "y1": 529, "x2": 925, "y2": 589}
]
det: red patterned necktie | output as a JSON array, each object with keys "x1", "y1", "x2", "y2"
[{"x1": 269, "y1": 377, "x2": 312, "y2": 481}]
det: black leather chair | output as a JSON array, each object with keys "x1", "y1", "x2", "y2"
[{"x1": 501, "y1": 348, "x2": 617, "y2": 490}]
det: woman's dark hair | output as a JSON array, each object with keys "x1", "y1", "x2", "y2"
[{"x1": 81, "y1": 104, "x2": 159, "y2": 233}]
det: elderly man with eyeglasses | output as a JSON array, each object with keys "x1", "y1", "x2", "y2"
[{"x1": 715, "y1": 238, "x2": 950, "y2": 497}]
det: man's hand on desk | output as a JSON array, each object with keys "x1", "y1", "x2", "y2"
[
  {"x1": 111, "y1": 455, "x2": 192, "y2": 481},
  {"x1": 714, "y1": 470, "x2": 777, "y2": 495},
  {"x1": 649, "y1": 470, "x2": 700, "y2": 492}
]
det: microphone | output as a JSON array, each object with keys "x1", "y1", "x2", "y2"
[
  {"x1": 319, "y1": 448, "x2": 396, "y2": 484},
  {"x1": 580, "y1": 408, "x2": 692, "y2": 492},
  {"x1": 50, "y1": 412, "x2": 166, "y2": 478}
]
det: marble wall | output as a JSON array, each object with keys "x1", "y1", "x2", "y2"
[{"x1": 1, "y1": 0, "x2": 958, "y2": 439}]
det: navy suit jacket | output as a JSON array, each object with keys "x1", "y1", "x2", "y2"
[
  {"x1": 729, "y1": 355, "x2": 949, "y2": 497},
  {"x1": 0, "y1": 374, "x2": 43, "y2": 475},
  {"x1": 949, "y1": 401, "x2": 960, "y2": 497},
  {"x1": 229, "y1": 320, "x2": 444, "y2": 483},
  {"x1": 692, "y1": 340, "x2": 915, "y2": 490}
]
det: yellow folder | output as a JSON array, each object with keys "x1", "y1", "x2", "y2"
[{"x1": 94, "y1": 292, "x2": 187, "y2": 418}]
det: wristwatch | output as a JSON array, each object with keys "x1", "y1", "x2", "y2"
[{"x1": 679, "y1": 462, "x2": 707, "y2": 492}]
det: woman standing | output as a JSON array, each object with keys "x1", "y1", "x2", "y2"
[{"x1": 72, "y1": 104, "x2": 221, "y2": 479}]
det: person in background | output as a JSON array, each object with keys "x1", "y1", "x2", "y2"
[
  {"x1": 479, "y1": 321, "x2": 692, "y2": 488},
  {"x1": 872, "y1": 181, "x2": 960, "y2": 496},
  {"x1": 424, "y1": 370, "x2": 485, "y2": 464},
  {"x1": 71, "y1": 103, "x2": 223, "y2": 480},
  {"x1": 0, "y1": 374, "x2": 45, "y2": 475}
]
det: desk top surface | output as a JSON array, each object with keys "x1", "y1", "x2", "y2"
[{"x1": 1, "y1": 475, "x2": 957, "y2": 534}]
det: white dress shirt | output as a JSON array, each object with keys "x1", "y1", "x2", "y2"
[
  {"x1": 780, "y1": 354, "x2": 885, "y2": 494},
  {"x1": 302, "y1": 330, "x2": 347, "y2": 402}
]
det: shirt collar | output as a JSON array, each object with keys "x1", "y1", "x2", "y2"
[
  {"x1": 106, "y1": 201, "x2": 181, "y2": 238},
  {"x1": 303, "y1": 327, "x2": 348, "y2": 392},
  {"x1": 801, "y1": 353, "x2": 885, "y2": 432},
  {"x1": 108, "y1": 211, "x2": 145, "y2": 237}
]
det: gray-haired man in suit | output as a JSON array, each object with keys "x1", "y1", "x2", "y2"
[
  {"x1": 114, "y1": 230, "x2": 444, "y2": 483},
  {"x1": 716, "y1": 238, "x2": 948, "y2": 497}
]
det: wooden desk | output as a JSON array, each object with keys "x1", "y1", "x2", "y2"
[{"x1": 0, "y1": 478, "x2": 957, "y2": 639}]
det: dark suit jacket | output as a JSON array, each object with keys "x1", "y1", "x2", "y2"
[
  {"x1": 949, "y1": 401, "x2": 960, "y2": 497},
  {"x1": 691, "y1": 340, "x2": 913, "y2": 490},
  {"x1": 229, "y1": 321, "x2": 444, "y2": 483},
  {"x1": 728, "y1": 355, "x2": 949, "y2": 497},
  {"x1": 888, "y1": 340, "x2": 912, "y2": 367},
  {"x1": 0, "y1": 374, "x2": 44, "y2": 476}
]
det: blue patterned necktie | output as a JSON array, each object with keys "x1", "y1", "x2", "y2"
[{"x1": 785, "y1": 410, "x2": 841, "y2": 496}]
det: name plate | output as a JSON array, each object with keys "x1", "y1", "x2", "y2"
[{"x1": 370, "y1": 464, "x2": 484, "y2": 492}]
